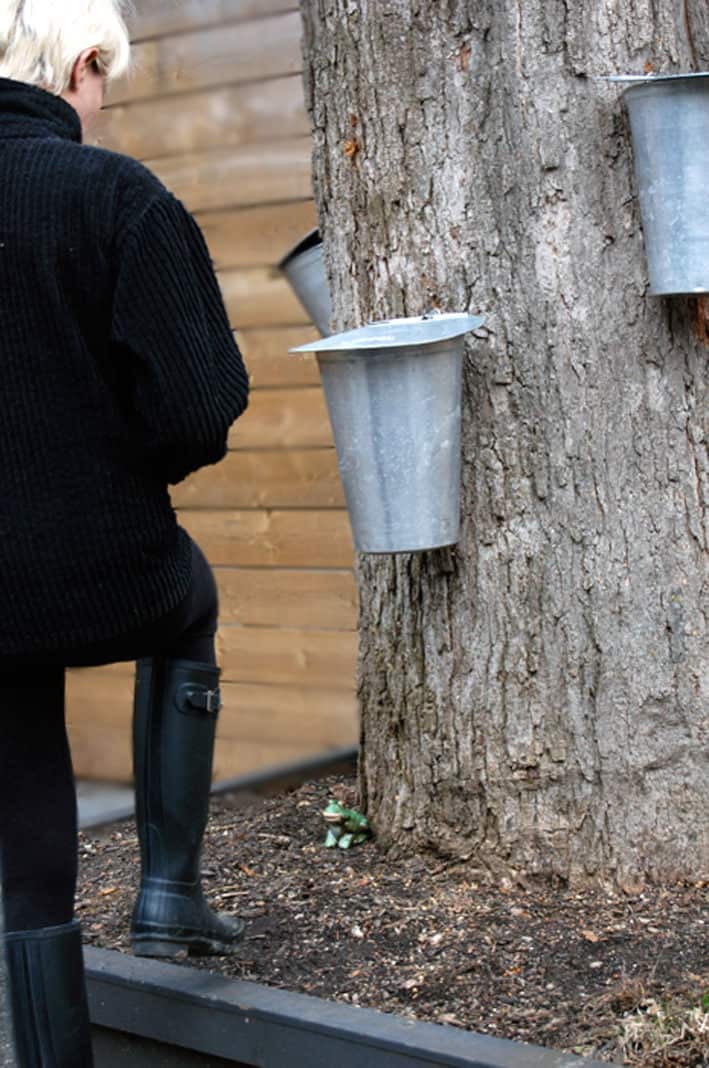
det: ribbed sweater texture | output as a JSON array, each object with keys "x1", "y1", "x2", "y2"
[{"x1": 0, "y1": 79, "x2": 249, "y2": 657}]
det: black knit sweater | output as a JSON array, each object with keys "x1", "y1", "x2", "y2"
[{"x1": 0, "y1": 80, "x2": 249, "y2": 657}]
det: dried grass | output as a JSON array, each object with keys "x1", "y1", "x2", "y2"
[{"x1": 620, "y1": 992, "x2": 709, "y2": 1067}]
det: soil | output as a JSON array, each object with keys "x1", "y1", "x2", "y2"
[{"x1": 79, "y1": 774, "x2": 708, "y2": 1066}]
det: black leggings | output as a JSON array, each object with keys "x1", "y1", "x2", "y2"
[{"x1": 0, "y1": 539, "x2": 218, "y2": 932}]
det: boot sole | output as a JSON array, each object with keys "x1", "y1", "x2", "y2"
[{"x1": 132, "y1": 931, "x2": 245, "y2": 959}]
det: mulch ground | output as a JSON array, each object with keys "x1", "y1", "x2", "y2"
[{"x1": 79, "y1": 774, "x2": 708, "y2": 1066}]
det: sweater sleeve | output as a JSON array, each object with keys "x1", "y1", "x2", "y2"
[{"x1": 111, "y1": 192, "x2": 249, "y2": 485}]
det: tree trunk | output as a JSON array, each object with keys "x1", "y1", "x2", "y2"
[{"x1": 300, "y1": 0, "x2": 709, "y2": 885}]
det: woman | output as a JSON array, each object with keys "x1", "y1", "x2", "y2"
[{"x1": 0, "y1": 1, "x2": 250, "y2": 1063}]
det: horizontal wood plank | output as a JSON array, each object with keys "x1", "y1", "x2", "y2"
[
  {"x1": 197, "y1": 201, "x2": 318, "y2": 270},
  {"x1": 129, "y1": 0, "x2": 297, "y2": 42},
  {"x1": 68, "y1": 724, "x2": 132, "y2": 783},
  {"x1": 212, "y1": 735, "x2": 354, "y2": 783},
  {"x1": 149, "y1": 138, "x2": 312, "y2": 212},
  {"x1": 96, "y1": 76, "x2": 309, "y2": 161},
  {"x1": 75, "y1": 626, "x2": 357, "y2": 688},
  {"x1": 239, "y1": 710, "x2": 355, "y2": 756},
  {"x1": 219, "y1": 267, "x2": 310, "y2": 329},
  {"x1": 217, "y1": 627, "x2": 357, "y2": 687},
  {"x1": 178, "y1": 510, "x2": 353, "y2": 568},
  {"x1": 68, "y1": 672, "x2": 356, "y2": 729},
  {"x1": 227, "y1": 388, "x2": 332, "y2": 449},
  {"x1": 236, "y1": 327, "x2": 320, "y2": 387},
  {"x1": 215, "y1": 568, "x2": 358, "y2": 629},
  {"x1": 171, "y1": 450, "x2": 345, "y2": 509},
  {"x1": 217, "y1": 686, "x2": 356, "y2": 755},
  {"x1": 111, "y1": 12, "x2": 302, "y2": 104},
  {"x1": 67, "y1": 671, "x2": 357, "y2": 783},
  {"x1": 69, "y1": 723, "x2": 355, "y2": 785}
]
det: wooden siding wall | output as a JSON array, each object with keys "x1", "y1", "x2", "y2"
[{"x1": 66, "y1": 0, "x2": 359, "y2": 783}]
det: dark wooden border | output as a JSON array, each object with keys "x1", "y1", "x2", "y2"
[
  {"x1": 211, "y1": 745, "x2": 357, "y2": 799},
  {"x1": 86, "y1": 948, "x2": 607, "y2": 1068}
]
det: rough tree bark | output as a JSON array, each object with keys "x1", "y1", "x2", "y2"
[{"x1": 300, "y1": 0, "x2": 709, "y2": 885}]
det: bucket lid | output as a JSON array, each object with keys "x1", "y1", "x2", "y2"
[
  {"x1": 289, "y1": 311, "x2": 485, "y2": 354},
  {"x1": 278, "y1": 228, "x2": 322, "y2": 271}
]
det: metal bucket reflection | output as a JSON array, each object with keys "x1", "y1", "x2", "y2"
[
  {"x1": 621, "y1": 72, "x2": 709, "y2": 295},
  {"x1": 278, "y1": 229, "x2": 332, "y2": 336},
  {"x1": 291, "y1": 314, "x2": 483, "y2": 554}
]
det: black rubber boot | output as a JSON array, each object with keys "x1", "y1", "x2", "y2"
[
  {"x1": 131, "y1": 657, "x2": 245, "y2": 958},
  {"x1": 3, "y1": 920, "x2": 94, "y2": 1067}
]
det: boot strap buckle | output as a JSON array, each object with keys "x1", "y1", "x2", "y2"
[{"x1": 177, "y1": 685, "x2": 221, "y2": 717}]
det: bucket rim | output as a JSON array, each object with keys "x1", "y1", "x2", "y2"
[
  {"x1": 289, "y1": 311, "x2": 485, "y2": 354},
  {"x1": 277, "y1": 228, "x2": 322, "y2": 271},
  {"x1": 605, "y1": 71, "x2": 709, "y2": 87},
  {"x1": 357, "y1": 538, "x2": 460, "y2": 554}
]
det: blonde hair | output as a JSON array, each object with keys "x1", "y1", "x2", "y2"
[{"x1": 0, "y1": 0, "x2": 131, "y2": 94}]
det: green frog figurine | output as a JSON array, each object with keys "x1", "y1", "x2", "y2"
[{"x1": 322, "y1": 799, "x2": 371, "y2": 849}]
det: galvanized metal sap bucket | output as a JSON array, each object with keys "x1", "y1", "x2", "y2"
[
  {"x1": 291, "y1": 312, "x2": 484, "y2": 554},
  {"x1": 278, "y1": 228, "x2": 332, "y2": 336},
  {"x1": 615, "y1": 72, "x2": 709, "y2": 295}
]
